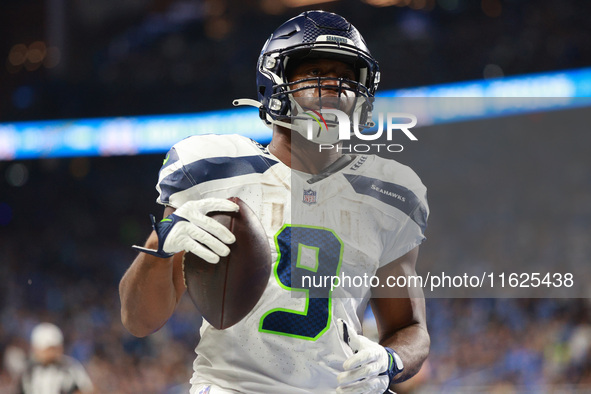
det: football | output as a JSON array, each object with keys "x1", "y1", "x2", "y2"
[{"x1": 182, "y1": 197, "x2": 271, "y2": 329}]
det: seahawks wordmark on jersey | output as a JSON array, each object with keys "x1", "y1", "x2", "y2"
[{"x1": 157, "y1": 134, "x2": 428, "y2": 393}]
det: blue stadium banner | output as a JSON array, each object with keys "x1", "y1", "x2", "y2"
[{"x1": 1, "y1": 67, "x2": 590, "y2": 160}]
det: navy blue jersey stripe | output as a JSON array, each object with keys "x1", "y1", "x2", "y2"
[
  {"x1": 159, "y1": 155, "x2": 279, "y2": 203},
  {"x1": 161, "y1": 147, "x2": 181, "y2": 171},
  {"x1": 343, "y1": 174, "x2": 427, "y2": 233}
]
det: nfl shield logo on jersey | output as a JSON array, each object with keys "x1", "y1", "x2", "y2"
[
  {"x1": 303, "y1": 189, "x2": 317, "y2": 205},
  {"x1": 198, "y1": 386, "x2": 211, "y2": 394}
]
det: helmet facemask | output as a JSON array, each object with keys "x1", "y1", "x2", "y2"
[
  {"x1": 261, "y1": 44, "x2": 378, "y2": 144},
  {"x1": 234, "y1": 11, "x2": 380, "y2": 145}
]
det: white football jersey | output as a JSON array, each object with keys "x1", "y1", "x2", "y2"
[{"x1": 156, "y1": 134, "x2": 428, "y2": 393}]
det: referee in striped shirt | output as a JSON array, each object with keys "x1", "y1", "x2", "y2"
[{"x1": 17, "y1": 323, "x2": 93, "y2": 394}]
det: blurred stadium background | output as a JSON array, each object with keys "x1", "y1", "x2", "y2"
[{"x1": 1, "y1": 0, "x2": 591, "y2": 392}]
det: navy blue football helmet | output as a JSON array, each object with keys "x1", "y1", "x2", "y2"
[{"x1": 234, "y1": 11, "x2": 380, "y2": 142}]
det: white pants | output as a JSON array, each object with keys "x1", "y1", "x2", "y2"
[{"x1": 190, "y1": 383, "x2": 239, "y2": 394}]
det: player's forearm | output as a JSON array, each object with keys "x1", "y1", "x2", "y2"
[
  {"x1": 380, "y1": 322, "x2": 430, "y2": 384},
  {"x1": 119, "y1": 232, "x2": 178, "y2": 337}
]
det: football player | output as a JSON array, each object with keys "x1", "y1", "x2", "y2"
[{"x1": 120, "y1": 10, "x2": 429, "y2": 394}]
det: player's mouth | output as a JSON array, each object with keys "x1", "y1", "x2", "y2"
[{"x1": 294, "y1": 95, "x2": 354, "y2": 113}]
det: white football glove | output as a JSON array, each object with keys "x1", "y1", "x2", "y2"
[
  {"x1": 133, "y1": 198, "x2": 239, "y2": 264},
  {"x1": 337, "y1": 319, "x2": 401, "y2": 394}
]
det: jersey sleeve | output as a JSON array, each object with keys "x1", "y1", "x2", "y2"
[
  {"x1": 156, "y1": 144, "x2": 199, "y2": 208},
  {"x1": 155, "y1": 134, "x2": 274, "y2": 208},
  {"x1": 155, "y1": 134, "x2": 233, "y2": 208},
  {"x1": 378, "y1": 165, "x2": 429, "y2": 266}
]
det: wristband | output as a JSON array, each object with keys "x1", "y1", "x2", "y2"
[
  {"x1": 132, "y1": 213, "x2": 188, "y2": 258},
  {"x1": 379, "y1": 347, "x2": 403, "y2": 388}
]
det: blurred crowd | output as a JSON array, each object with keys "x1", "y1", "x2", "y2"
[
  {"x1": 0, "y1": 154, "x2": 195, "y2": 393},
  {"x1": 422, "y1": 298, "x2": 591, "y2": 392},
  {"x1": 1, "y1": 0, "x2": 590, "y2": 122},
  {"x1": 1, "y1": 106, "x2": 590, "y2": 392}
]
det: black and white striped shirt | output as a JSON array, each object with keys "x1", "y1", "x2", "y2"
[{"x1": 17, "y1": 355, "x2": 93, "y2": 394}]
